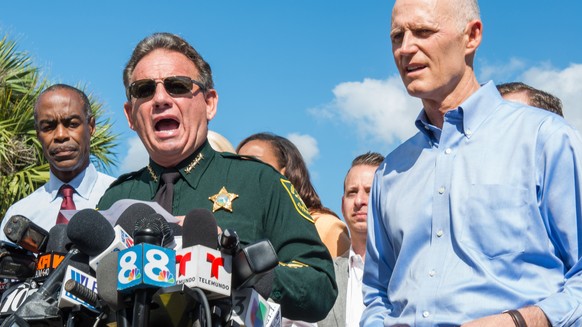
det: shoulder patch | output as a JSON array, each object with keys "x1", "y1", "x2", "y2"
[{"x1": 280, "y1": 178, "x2": 313, "y2": 223}]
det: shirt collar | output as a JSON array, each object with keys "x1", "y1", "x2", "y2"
[
  {"x1": 459, "y1": 81, "x2": 503, "y2": 139},
  {"x1": 414, "y1": 81, "x2": 502, "y2": 141},
  {"x1": 47, "y1": 163, "x2": 98, "y2": 202},
  {"x1": 348, "y1": 246, "x2": 364, "y2": 268},
  {"x1": 148, "y1": 141, "x2": 216, "y2": 193}
]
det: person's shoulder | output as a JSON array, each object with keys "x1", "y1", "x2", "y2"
[
  {"x1": 107, "y1": 167, "x2": 148, "y2": 189},
  {"x1": 3, "y1": 184, "x2": 47, "y2": 216},
  {"x1": 96, "y1": 171, "x2": 117, "y2": 184},
  {"x1": 216, "y1": 151, "x2": 282, "y2": 175}
]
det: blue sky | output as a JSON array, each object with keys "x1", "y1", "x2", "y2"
[{"x1": 2, "y1": 1, "x2": 581, "y2": 218}]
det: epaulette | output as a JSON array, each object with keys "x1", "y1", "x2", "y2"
[
  {"x1": 219, "y1": 152, "x2": 264, "y2": 163},
  {"x1": 108, "y1": 167, "x2": 146, "y2": 188}
]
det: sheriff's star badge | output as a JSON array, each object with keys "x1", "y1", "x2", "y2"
[{"x1": 209, "y1": 186, "x2": 239, "y2": 212}]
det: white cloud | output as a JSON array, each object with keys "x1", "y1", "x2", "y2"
[
  {"x1": 119, "y1": 136, "x2": 149, "y2": 174},
  {"x1": 519, "y1": 63, "x2": 582, "y2": 130},
  {"x1": 311, "y1": 75, "x2": 421, "y2": 145},
  {"x1": 287, "y1": 133, "x2": 319, "y2": 166},
  {"x1": 478, "y1": 57, "x2": 527, "y2": 82}
]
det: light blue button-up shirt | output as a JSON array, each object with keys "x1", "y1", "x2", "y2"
[
  {"x1": 361, "y1": 81, "x2": 582, "y2": 326},
  {"x1": 1, "y1": 163, "x2": 115, "y2": 241}
]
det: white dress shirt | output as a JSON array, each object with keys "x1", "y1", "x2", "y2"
[
  {"x1": 346, "y1": 247, "x2": 364, "y2": 327},
  {"x1": 1, "y1": 163, "x2": 116, "y2": 241}
]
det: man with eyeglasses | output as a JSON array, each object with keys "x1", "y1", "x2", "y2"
[{"x1": 97, "y1": 32, "x2": 337, "y2": 322}]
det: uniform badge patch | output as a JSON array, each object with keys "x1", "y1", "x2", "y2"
[
  {"x1": 280, "y1": 178, "x2": 313, "y2": 223},
  {"x1": 209, "y1": 186, "x2": 239, "y2": 213}
]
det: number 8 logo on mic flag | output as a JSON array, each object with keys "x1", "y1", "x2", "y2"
[{"x1": 117, "y1": 244, "x2": 176, "y2": 292}]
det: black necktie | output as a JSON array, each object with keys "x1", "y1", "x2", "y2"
[{"x1": 154, "y1": 171, "x2": 181, "y2": 214}]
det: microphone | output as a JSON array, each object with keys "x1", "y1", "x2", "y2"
[
  {"x1": 64, "y1": 279, "x2": 99, "y2": 309},
  {"x1": 96, "y1": 251, "x2": 129, "y2": 327},
  {"x1": 135, "y1": 213, "x2": 176, "y2": 248},
  {"x1": 218, "y1": 229, "x2": 240, "y2": 256},
  {"x1": 3, "y1": 215, "x2": 49, "y2": 253},
  {"x1": 115, "y1": 202, "x2": 156, "y2": 236},
  {"x1": 0, "y1": 281, "x2": 39, "y2": 318},
  {"x1": 0, "y1": 242, "x2": 36, "y2": 280},
  {"x1": 35, "y1": 224, "x2": 91, "y2": 282},
  {"x1": 57, "y1": 265, "x2": 99, "y2": 313},
  {"x1": 67, "y1": 208, "x2": 134, "y2": 270},
  {"x1": 176, "y1": 209, "x2": 232, "y2": 300},
  {"x1": 0, "y1": 225, "x2": 91, "y2": 325},
  {"x1": 231, "y1": 240, "x2": 278, "y2": 291},
  {"x1": 117, "y1": 213, "x2": 176, "y2": 327},
  {"x1": 182, "y1": 208, "x2": 219, "y2": 249},
  {"x1": 230, "y1": 288, "x2": 282, "y2": 327},
  {"x1": 34, "y1": 224, "x2": 68, "y2": 282}
]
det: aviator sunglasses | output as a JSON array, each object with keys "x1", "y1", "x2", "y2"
[{"x1": 127, "y1": 76, "x2": 206, "y2": 99}]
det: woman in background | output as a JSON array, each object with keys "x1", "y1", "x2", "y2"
[{"x1": 237, "y1": 132, "x2": 350, "y2": 258}]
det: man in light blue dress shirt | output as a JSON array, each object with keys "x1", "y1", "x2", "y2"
[
  {"x1": 361, "y1": 0, "x2": 582, "y2": 326},
  {"x1": 0, "y1": 84, "x2": 115, "y2": 240}
]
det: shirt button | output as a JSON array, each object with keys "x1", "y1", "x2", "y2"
[
  {"x1": 423, "y1": 311, "x2": 430, "y2": 318},
  {"x1": 445, "y1": 148, "x2": 452, "y2": 155},
  {"x1": 436, "y1": 230, "x2": 444, "y2": 237},
  {"x1": 466, "y1": 129, "x2": 473, "y2": 136},
  {"x1": 424, "y1": 125, "x2": 430, "y2": 130},
  {"x1": 429, "y1": 270, "x2": 436, "y2": 277},
  {"x1": 438, "y1": 186, "x2": 445, "y2": 194}
]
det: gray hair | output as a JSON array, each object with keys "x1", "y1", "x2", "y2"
[
  {"x1": 456, "y1": 0, "x2": 481, "y2": 32},
  {"x1": 123, "y1": 32, "x2": 213, "y2": 100}
]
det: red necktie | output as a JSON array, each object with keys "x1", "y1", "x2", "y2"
[{"x1": 57, "y1": 184, "x2": 76, "y2": 224}]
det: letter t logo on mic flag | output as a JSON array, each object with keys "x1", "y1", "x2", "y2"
[
  {"x1": 175, "y1": 245, "x2": 232, "y2": 299},
  {"x1": 207, "y1": 253, "x2": 224, "y2": 279},
  {"x1": 176, "y1": 252, "x2": 192, "y2": 277}
]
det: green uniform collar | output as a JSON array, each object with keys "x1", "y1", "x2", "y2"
[{"x1": 147, "y1": 141, "x2": 216, "y2": 196}]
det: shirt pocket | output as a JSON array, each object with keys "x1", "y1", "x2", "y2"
[{"x1": 459, "y1": 184, "x2": 529, "y2": 259}]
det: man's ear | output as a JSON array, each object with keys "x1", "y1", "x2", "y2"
[
  {"x1": 204, "y1": 89, "x2": 218, "y2": 122},
  {"x1": 124, "y1": 101, "x2": 135, "y2": 130},
  {"x1": 465, "y1": 19, "x2": 482, "y2": 56},
  {"x1": 88, "y1": 115, "x2": 96, "y2": 136}
]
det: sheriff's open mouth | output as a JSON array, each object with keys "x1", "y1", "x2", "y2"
[{"x1": 155, "y1": 119, "x2": 180, "y2": 132}]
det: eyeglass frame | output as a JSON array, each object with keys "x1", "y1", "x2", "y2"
[{"x1": 126, "y1": 75, "x2": 207, "y2": 100}]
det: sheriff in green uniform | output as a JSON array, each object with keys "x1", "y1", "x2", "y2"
[{"x1": 97, "y1": 32, "x2": 337, "y2": 322}]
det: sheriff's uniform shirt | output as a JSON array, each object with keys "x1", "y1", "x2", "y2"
[{"x1": 97, "y1": 141, "x2": 337, "y2": 322}]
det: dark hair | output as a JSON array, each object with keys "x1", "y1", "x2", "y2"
[
  {"x1": 237, "y1": 132, "x2": 337, "y2": 216},
  {"x1": 34, "y1": 84, "x2": 92, "y2": 128},
  {"x1": 123, "y1": 32, "x2": 213, "y2": 100},
  {"x1": 497, "y1": 82, "x2": 563, "y2": 117},
  {"x1": 351, "y1": 152, "x2": 384, "y2": 168},
  {"x1": 344, "y1": 152, "x2": 384, "y2": 192}
]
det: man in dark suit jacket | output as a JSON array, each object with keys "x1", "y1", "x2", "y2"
[{"x1": 319, "y1": 152, "x2": 384, "y2": 327}]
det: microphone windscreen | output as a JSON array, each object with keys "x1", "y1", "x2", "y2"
[
  {"x1": 44, "y1": 224, "x2": 91, "y2": 275},
  {"x1": 134, "y1": 213, "x2": 177, "y2": 247},
  {"x1": 134, "y1": 213, "x2": 164, "y2": 245},
  {"x1": 46, "y1": 224, "x2": 73, "y2": 253},
  {"x1": 182, "y1": 208, "x2": 218, "y2": 249},
  {"x1": 115, "y1": 202, "x2": 156, "y2": 234},
  {"x1": 67, "y1": 209, "x2": 115, "y2": 256},
  {"x1": 169, "y1": 223, "x2": 182, "y2": 237},
  {"x1": 96, "y1": 251, "x2": 125, "y2": 311}
]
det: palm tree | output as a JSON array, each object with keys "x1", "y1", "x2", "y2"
[{"x1": 0, "y1": 34, "x2": 118, "y2": 219}]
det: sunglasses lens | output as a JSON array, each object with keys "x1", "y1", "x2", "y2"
[
  {"x1": 129, "y1": 77, "x2": 200, "y2": 99},
  {"x1": 164, "y1": 77, "x2": 193, "y2": 95},
  {"x1": 131, "y1": 80, "x2": 156, "y2": 98}
]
